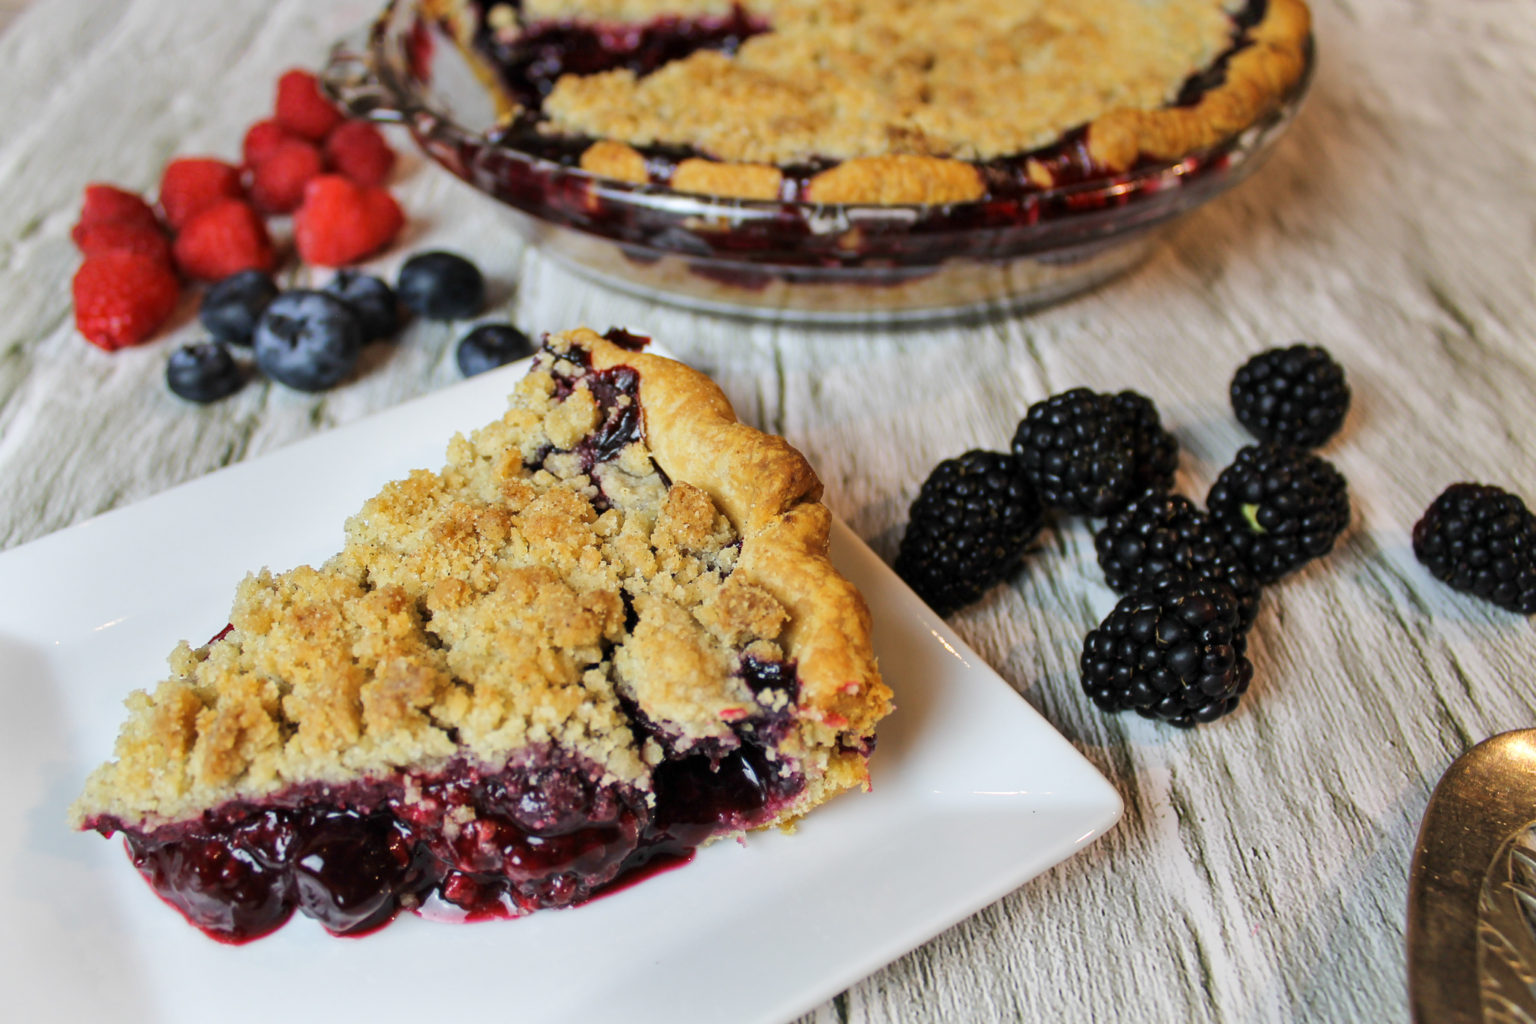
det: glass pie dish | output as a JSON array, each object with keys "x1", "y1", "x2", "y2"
[{"x1": 322, "y1": 0, "x2": 1314, "y2": 322}]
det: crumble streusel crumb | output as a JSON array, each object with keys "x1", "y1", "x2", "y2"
[
  {"x1": 72, "y1": 327, "x2": 890, "y2": 832},
  {"x1": 539, "y1": 0, "x2": 1236, "y2": 166}
]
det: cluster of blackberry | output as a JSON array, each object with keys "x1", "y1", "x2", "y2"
[{"x1": 896, "y1": 344, "x2": 1354, "y2": 728}]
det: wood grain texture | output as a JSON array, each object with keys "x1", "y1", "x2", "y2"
[{"x1": 3, "y1": 0, "x2": 1535, "y2": 1020}]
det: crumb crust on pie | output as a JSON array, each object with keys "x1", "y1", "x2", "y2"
[
  {"x1": 71, "y1": 327, "x2": 890, "y2": 834},
  {"x1": 460, "y1": 0, "x2": 1312, "y2": 203}
]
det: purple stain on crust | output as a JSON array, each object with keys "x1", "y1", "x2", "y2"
[
  {"x1": 602, "y1": 327, "x2": 650, "y2": 351},
  {"x1": 537, "y1": 344, "x2": 646, "y2": 477}
]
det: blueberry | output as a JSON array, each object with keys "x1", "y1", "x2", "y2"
[
  {"x1": 167, "y1": 342, "x2": 244, "y2": 403},
  {"x1": 456, "y1": 323, "x2": 535, "y2": 376},
  {"x1": 322, "y1": 270, "x2": 400, "y2": 341},
  {"x1": 199, "y1": 270, "x2": 278, "y2": 346},
  {"x1": 253, "y1": 291, "x2": 363, "y2": 392},
  {"x1": 397, "y1": 251, "x2": 484, "y2": 320}
]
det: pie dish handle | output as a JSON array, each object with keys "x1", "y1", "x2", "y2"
[{"x1": 320, "y1": 23, "x2": 410, "y2": 124}]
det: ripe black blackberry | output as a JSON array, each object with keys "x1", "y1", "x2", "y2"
[
  {"x1": 1080, "y1": 572, "x2": 1253, "y2": 727},
  {"x1": 1412, "y1": 483, "x2": 1536, "y2": 614},
  {"x1": 1011, "y1": 388, "x2": 1178, "y2": 517},
  {"x1": 1207, "y1": 443, "x2": 1350, "y2": 583},
  {"x1": 1094, "y1": 492, "x2": 1263, "y2": 628},
  {"x1": 1111, "y1": 390, "x2": 1179, "y2": 495},
  {"x1": 1230, "y1": 344, "x2": 1350, "y2": 449},
  {"x1": 894, "y1": 450, "x2": 1044, "y2": 615}
]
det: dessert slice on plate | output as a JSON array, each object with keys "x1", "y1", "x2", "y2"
[{"x1": 70, "y1": 327, "x2": 891, "y2": 942}]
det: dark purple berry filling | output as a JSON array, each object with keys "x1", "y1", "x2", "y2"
[
  {"x1": 98, "y1": 726, "x2": 807, "y2": 943},
  {"x1": 475, "y1": 3, "x2": 770, "y2": 109}
]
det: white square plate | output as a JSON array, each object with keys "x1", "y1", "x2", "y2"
[{"x1": 0, "y1": 356, "x2": 1121, "y2": 1024}]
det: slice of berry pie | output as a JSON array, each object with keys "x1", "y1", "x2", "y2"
[
  {"x1": 70, "y1": 327, "x2": 891, "y2": 943},
  {"x1": 446, "y1": 0, "x2": 1312, "y2": 202}
]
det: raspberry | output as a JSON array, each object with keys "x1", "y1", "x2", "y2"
[
  {"x1": 172, "y1": 199, "x2": 277, "y2": 281},
  {"x1": 242, "y1": 119, "x2": 299, "y2": 168},
  {"x1": 248, "y1": 138, "x2": 325, "y2": 213},
  {"x1": 275, "y1": 69, "x2": 343, "y2": 141},
  {"x1": 293, "y1": 175, "x2": 403, "y2": 266},
  {"x1": 159, "y1": 158, "x2": 244, "y2": 230},
  {"x1": 72, "y1": 251, "x2": 182, "y2": 351},
  {"x1": 74, "y1": 183, "x2": 162, "y2": 236},
  {"x1": 72, "y1": 217, "x2": 173, "y2": 265},
  {"x1": 323, "y1": 120, "x2": 396, "y2": 187}
]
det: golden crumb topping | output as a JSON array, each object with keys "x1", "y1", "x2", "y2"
[
  {"x1": 72, "y1": 329, "x2": 891, "y2": 831},
  {"x1": 536, "y1": 0, "x2": 1236, "y2": 165}
]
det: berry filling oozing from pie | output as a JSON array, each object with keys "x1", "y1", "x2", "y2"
[{"x1": 73, "y1": 327, "x2": 890, "y2": 943}]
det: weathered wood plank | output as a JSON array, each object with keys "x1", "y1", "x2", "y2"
[{"x1": 4, "y1": 0, "x2": 1536, "y2": 1021}]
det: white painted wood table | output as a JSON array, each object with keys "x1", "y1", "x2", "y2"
[{"x1": 3, "y1": 1, "x2": 1534, "y2": 1020}]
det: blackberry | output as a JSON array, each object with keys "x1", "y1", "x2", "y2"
[
  {"x1": 1413, "y1": 483, "x2": 1536, "y2": 614},
  {"x1": 1207, "y1": 443, "x2": 1350, "y2": 583},
  {"x1": 1011, "y1": 388, "x2": 1178, "y2": 517},
  {"x1": 894, "y1": 450, "x2": 1044, "y2": 615},
  {"x1": 1094, "y1": 492, "x2": 1263, "y2": 628},
  {"x1": 1080, "y1": 572, "x2": 1253, "y2": 727},
  {"x1": 1230, "y1": 344, "x2": 1350, "y2": 448},
  {"x1": 1110, "y1": 390, "x2": 1179, "y2": 495},
  {"x1": 1200, "y1": 545, "x2": 1264, "y2": 633}
]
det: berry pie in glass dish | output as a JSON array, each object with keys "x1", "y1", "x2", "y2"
[
  {"x1": 324, "y1": 0, "x2": 1313, "y2": 320},
  {"x1": 70, "y1": 327, "x2": 892, "y2": 943}
]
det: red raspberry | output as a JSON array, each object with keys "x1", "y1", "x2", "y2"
[
  {"x1": 274, "y1": 69, "x2": 343, "y2": 141},
  {"x1": 243, "y1": 119, "x2": 299, "y2": 168},
  {"x1": 172, "y1": 199, "x2": 277, "y2": 280},
  {"x1": 293, "y1": 175, "x2": 403, "y2": 266},
  {"x1": 159, "y1": 158, "x2": 244, "y2": 230},
  {"x1": 72, "y1": 218, "x2": 174, "y2": 265},
  {"x1": 323, "y1": 120, "x2": 396, "y2": 187},
  {"x1": 74, "y1": 184, "x2": 162, "y2": 235},
  {"x1": 72, "y1": 251, "x2": 182, "y2": 351},
  {"x1": 248, "y1": 138, "x2": 325, "y2": 213}
]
